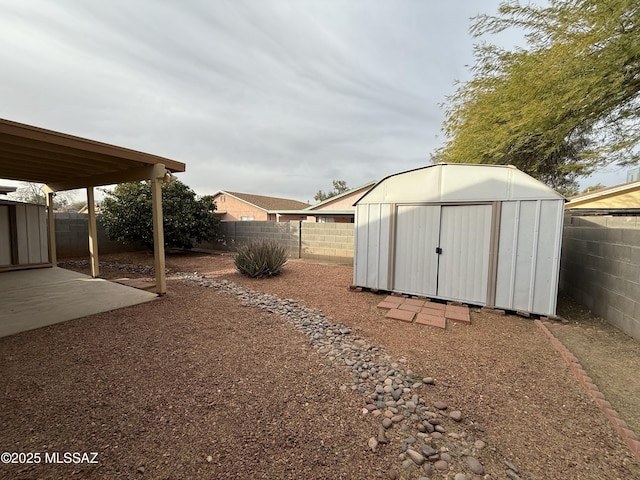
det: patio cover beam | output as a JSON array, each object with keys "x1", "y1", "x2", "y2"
[
  {"x1": 45, "y1": 164, "x2": 169, "y2": 192},
  {"x1": 0, "y1": 118, "x2": 186, "y2": 295}
]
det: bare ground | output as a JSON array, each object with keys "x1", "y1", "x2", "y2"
[{"x1": 1, "y1": 251, "x2": 639, "y2": 480}]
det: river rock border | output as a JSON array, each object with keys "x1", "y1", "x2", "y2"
[{"x1": 176, "y1": 273, "x2": 518, "y2": 480}]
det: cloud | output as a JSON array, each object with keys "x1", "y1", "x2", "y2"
[{"x1": 4, "y1": 0, "x2": 599, "y2": 201}]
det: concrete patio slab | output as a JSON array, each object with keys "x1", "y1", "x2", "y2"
[
  {"x1": 0, "y1": 267, "x2": 157, "y2": 338},
  {"x1": 113, "y1": 277, "x2": 157, "y2": 291}
]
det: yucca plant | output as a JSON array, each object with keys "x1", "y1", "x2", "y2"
[{"x1": 234, "y1": 240, "x2": 288, "y2": 278}]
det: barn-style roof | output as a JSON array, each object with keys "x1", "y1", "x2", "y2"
[{"x1": 355, "y1": 163, "x2": 565, "y2": 205}]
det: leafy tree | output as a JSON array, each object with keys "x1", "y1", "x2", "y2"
[
  {"x1": 582, "y1": 183, "x2": 606, "y2": 193},
  {"x1": 9, "y1": 182, "x2": 77, "y2": 209},
  {"x1": 436, "y1": 0, "x2": 640, "y2": 188},
  {"x1": 556, "y1": 182, "x2": 580, "y2": 198},
  {"x1": 100, "y1": 180, "x2": 219, "y2": 250},
  {"x1": 314, "y1": 180, "x2": 349, "y2": 202}
]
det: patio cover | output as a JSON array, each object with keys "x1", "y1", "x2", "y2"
[{"x1": 0, "y1": 118, "x2": 186, "y2": 294}]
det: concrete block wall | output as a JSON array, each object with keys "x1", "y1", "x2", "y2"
[
  {"x1": 54, "y1": 217, "x2": 355, "y2": 265},
  {"x1": 300, "y1": 222, "x2": 354, "y2": 265},
  {"x1": 560, "y1": 214, "x2": 640, "y2": 341},
  {"x1": 202, "y1": 221, "x2": 355, "y2": 265},
  {"x1": 55, "y1": 213, "x2": 142, "y2": 258},
  {"x1": 202, "y1": 221, "x2": 301, "y2": 257}
]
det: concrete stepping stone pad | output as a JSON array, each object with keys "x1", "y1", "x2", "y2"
[
  {"x1": 385, "y1": 308, "x2": 415, "y2": 323},
  {"x1": 445, "y1": 304, "x2": 471, "y2": 323},
  {"x1": 415, "y1": 312, "x2": 446, "y2": 329}
]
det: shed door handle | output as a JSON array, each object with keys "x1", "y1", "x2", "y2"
[{"x1": 435, "y1": 247, "x2": 443, "y2": 254}]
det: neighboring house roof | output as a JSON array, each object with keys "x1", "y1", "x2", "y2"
[
  {"x1": 304, "y1": 181, "x2": 376, "y2": 211},
  {"x1": 216, "y1": 191, "x2": 309, "y2": 212},
  {"x1": 565, "y1": 180, "x2": 640, "y2": 209},
  {"x1": 78, "y1": 203, "x2": 102, "y2": 214},
  {"x1": 0, "y1": 185, "x2": 17, "y2": 195},
  {"x1": 268, "y1": 182, "x2": 376, "y2": 217}
]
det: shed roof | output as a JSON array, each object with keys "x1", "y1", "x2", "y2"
[
  {"x1": 0, "y1": 118, "x2": 185, "y2": 191},
  {"x1": 355, "y1": 163, "x2": 564, "y2": 205}
]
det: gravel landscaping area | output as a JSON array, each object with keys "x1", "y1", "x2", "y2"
[{"x1": 2, "y1": 251, "x2": 639, "y2": 480}]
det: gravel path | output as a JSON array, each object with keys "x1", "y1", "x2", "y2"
[{"x1": 177, "y1": 272, "x2": 492, "y2": 479}]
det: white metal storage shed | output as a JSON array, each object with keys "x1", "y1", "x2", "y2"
[
  {"x1": 353, "y1": 163, "x2": 565, "y2": 316},
  {"x1": 0, "y1": 200, "x2": 49, "y2": 269}
]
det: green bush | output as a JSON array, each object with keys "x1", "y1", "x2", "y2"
[
  {"x1": 100, "y1": 180, "x2": 219, "y2": 251},
  {"x1": 234, "y1": 240, "x2": 288, "y2": 278}
]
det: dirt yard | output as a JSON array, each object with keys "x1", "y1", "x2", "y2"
[{"x1": 1, "y1": 251, "x2": 639, "y2": 480}]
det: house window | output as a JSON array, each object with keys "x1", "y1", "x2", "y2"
[{"x1": 240, "y1": 216, "x2": 254, "y2": 221}]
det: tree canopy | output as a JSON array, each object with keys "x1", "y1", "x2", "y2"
[
  {"x1": 436, "y1": 0, "x2": 640, "y2": 190},
  {"x1": 9, "y1": 182, "x2": 79, "y2": 210},
  {"x1": 314, "y1": 180, "x2": 349, "y2": 202},
  {"x1": 100, "y1": 180, "x2": 219, "y2": 251}
]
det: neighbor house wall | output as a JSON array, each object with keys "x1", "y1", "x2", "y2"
[
  {"x1": 560, "y1": 214, "x2": 640, "y2": 341},
  {"x1": 201, "y1": 221, "x2": 355, "y2": 265},
  {"x1": 213, "y1": 193, "x2": 267, "y2": 221},
  {"x1": 55, "y1": 212, "x2": 143, "y2": 258}
]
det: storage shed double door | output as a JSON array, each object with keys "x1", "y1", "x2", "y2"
[{"x1": 394, "y1": 203, "x2": 493, "y2": 305}]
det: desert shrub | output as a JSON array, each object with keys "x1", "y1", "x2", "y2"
[{"x1": 234, "y1": 240, "x2": 288, "y2": 278}]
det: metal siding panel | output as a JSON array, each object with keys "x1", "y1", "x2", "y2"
[
  {"x1": 532, "y1": 200, "x2": 563, "y2": 315},
  {"x1": 366, "y1": 205, "x2": 381, "y2": 288},
  {"x1": 495, "y1": 202, "x2": 518, "y2": 309},
  {"x1": 512, "y1": 201, "x2": 538, "y2": 311},
  {"x1": 38, "y1": 205, "x2": 48, "y2": 262},
  {"x1": 354, "y1": 205, "x2": 364, "y2": 285},
  {"x1": 0, "y1": 206, "x2": 11, "y2": 266},
  {"x1": 393, "y1": 205, "x2": 439, "y2": 295},
  {"x1": 26, "y1": 205, "x2": 43, "y2": 263},
  {"x1": 15, "y1": 204, "x2": 28, "y2": 265},
  {"x1": 354, "y1": 205, "x2": 371, "y2": 287},
  {"x1": 437, "y1": 205, "x2": 492, "y2": 304},
  {"x1": 354, "y1": 204, "x2": 390, "y2": 290},
  {"x1": 377, "y1": 204, "x2": 390, "y2": 289}
]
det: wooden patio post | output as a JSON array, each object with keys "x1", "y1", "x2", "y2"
[
  {"x1": 151, "y1": 165, "x2": 166, "y2": 295},
  {"x1": 87, "y1": 186, "x2": 99, "y2": 278},
  {"x1": 44, "y1": 186, "x2": 57, "y2": 266}
]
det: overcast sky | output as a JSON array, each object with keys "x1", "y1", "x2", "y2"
[{"x1": 0, "y1": 0, "x2": 629, "y2": 202}]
